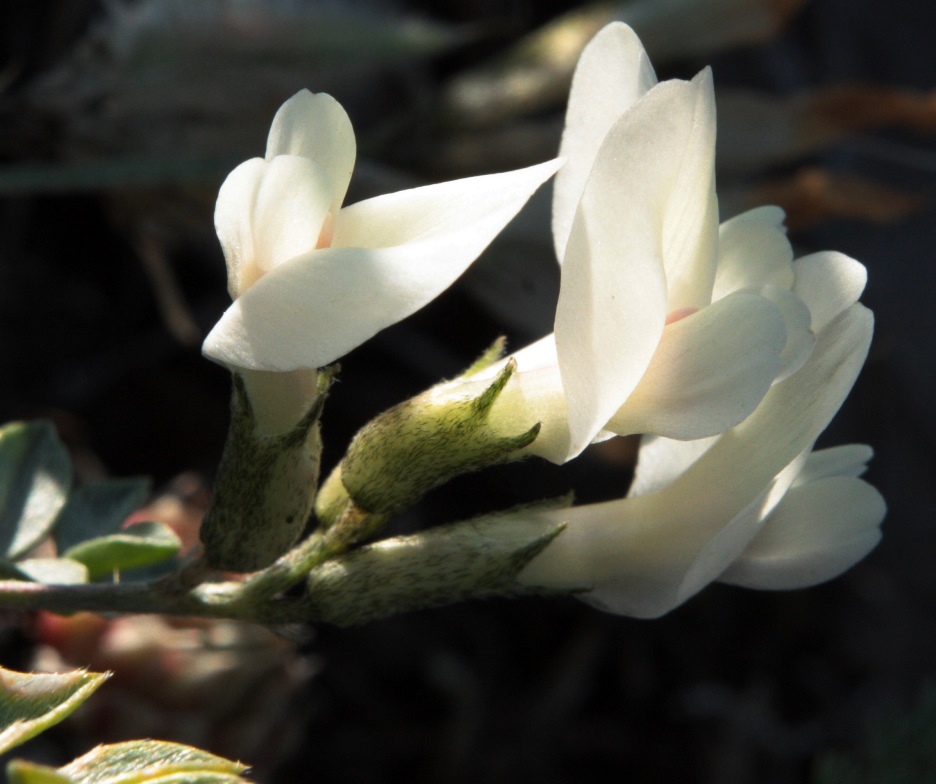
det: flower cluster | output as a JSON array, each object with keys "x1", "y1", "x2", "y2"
[{"x1": 202, "y1": 23, "x2": 884, "y2": 616}]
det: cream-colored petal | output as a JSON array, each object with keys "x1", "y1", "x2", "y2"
[
  {"x1": 793, "y1": 444, "x2": 873, "y2": 486},
  {"x1": 519, "y1": 303, "x2": 874, "y2": 616},
  {"x1": 713, "y1": 209, "x2": 794, "y2": 300},
  {"x1": 661, "y1": 69, "x2": 719, "y2": 311},
  {"x1": 265, "y1": 90, "x2": 356, "y2": 216},
  {"x1": 214, "y1": 158, "x2": 263, "y2": 299},
  {"x1": 793, "y1": 251, "x2": 867, "y2": 332},
  {"x1": 333, "y1": 158, "x2": 561, "y2": 249},
  {"x1": 552, "y1": 22, "x2": 657, "y2": 262},
  {"x1": 658, "y1": 304, "x2": 873, "y2": 529},
  {"x1": 214, "y1": 155, "x2": 333, "y2": 298},
  {"x1": 251, "y1": 157, "x2": 333, "y2": 273},
  {"x1": 719, "y1": 477, "x2": 885, "y2": 589},
  {"x1": 203, "y1": 161, "x2": 560, "y2": 371},
  {"x1": 606, "y1": 291, "x2": 786, "y2": 440},
  {"x1": 556, "y1": 78, "x2": 721, "y2": 460},
  {"x1": 628, "y1": 435, "x2": 718, "y2": 498},
  {"x1": 753, "y1": 285, "x2": 815, "y2": 381}
]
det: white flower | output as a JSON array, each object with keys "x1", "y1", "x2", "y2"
[
  {"x1": 436, "y1": 23, "x2": 811, "y2": 464},
  {"x1": 202, "y1": 89, "x2": 561, "y2": 373},
  {"x1": 517, "y1": 252, "x2": 883, "y2": 617}
]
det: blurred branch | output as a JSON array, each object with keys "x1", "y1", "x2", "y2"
[
  {"x1": 441, "y1": 0, "x2": 809, "y2": 128},
  {"x1": 718, "y1": 84, "x2": 936, "y2": 174}
]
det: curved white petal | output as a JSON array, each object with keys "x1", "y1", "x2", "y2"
[
  {"x1": 214, "y1": 158, "x2": 263, "y2": 299},
  {"x1": 556, "y1": 78, "x2": 719, "y2": 460},
  {"x1": 793, "y1": 251, "x2": 867, "y2": 332},
  {"x1": 552, "y1": 22, "x2": 657, "y2": 261},
  {"x1": 333, "y1": 158, "x2": 561, "y2": 250},
  {"x1": 753, "y1": 285, "x2": 815, "y2": 380},
  {"x1": 265, "y1": 90, "x2": 356, "y2": 216},
  {"x1": 606, "y1": 291, "x2": 786, "y2": 440},
  {"x1": 714, "y1": 210, "x2": 794, "y2": 299},
  {"x1": 519, "y1": 303, "x2": 874, "y2": 616},
  {"x1": 719, "y1": 477, "x2": 885, "y2": 589},
  {"x1": 204, "y1": 160, "x2": 562, "y2": 371},
  {"x1": 662, "y1": 304, "x2": 874, "y2": 526},
  {"x1": 628, "y1": 435, "x2": 718, "y2": 498},
  {"x1": 661, "y1": 69, "x2": 719, "y2": 310},
  {"x1": 794, "y1": 444, "x2": 874, "y2": 486},
  {"x1": 214, "y1": 155, "x2": 333, "y2": 298}
]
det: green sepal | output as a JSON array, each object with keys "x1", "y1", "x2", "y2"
[
  {"x1": 63, "y1": 522, "x2": 180, "y2": 582},
  {"x1": 318, "y1": 358, "x2": 540, "y2": 530},
  {"x1": 0, "y1": 421, "x2": 72, "y2": 560},
  {"x1": 461, "y1": 336, "x2": 507, "y2": 377},
  {"x1": 0, "y1": 666, "x2": 110, "y2": 755},
  {"x1": 200, "y1": 373, "x2": 328, "y2": 572},
  {"x1": 306, "y1": 505, "x2": 568, "y2": 625}
]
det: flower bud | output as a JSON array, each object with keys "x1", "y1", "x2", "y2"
[{"x1": 315, "y1": 355, "x2": 540, "y2": 534}]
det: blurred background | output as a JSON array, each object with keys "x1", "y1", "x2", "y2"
[{"x1": 1, "y1": 0, "x2": 935, "y2": 781}]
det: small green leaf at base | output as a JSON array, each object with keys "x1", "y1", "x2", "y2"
[
  {"x1": 53, "y1": 479, "x2": 151, "y2": 555},
  {"x1": 0, "y1": 422, "x2": 72, "y2": 561},
  {"x1": 0, "y1": 666, "x2": 110, "y2": 755},
  {"x1": 8, "y1": 740, "x2": 250, "y2": 784},
  {"x1": 63, "y1": 522, "x2": 181, "y2": 582}
]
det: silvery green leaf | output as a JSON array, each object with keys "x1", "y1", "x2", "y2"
[
  {"x1": 8, "y1": 739, "x2": 249, "y2": 784},
  {"x1": 0, "y1": 666, "x2": 109, "y2": 755},
  {"x1": 0, "y1": 422, "x2": 72, "y2": 560}
]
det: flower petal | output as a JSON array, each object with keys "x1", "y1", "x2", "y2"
[
  {"x1": 606, "y1": 291, "x2": 786, "y2": 440},
  {"x1": 552, "y1": 22, "x2": 657, "y2": 262},
  {"x1": 793, "y1": 251, "x2": 867, "y2": 332},
  {"x1": 333, "y1": 158, "x2": 561, "y2": 250},
  {"x1": 265, "y1": 90, "x2": 356, "y2": 216},
  {"x1": 713, "y1": 208, "x2": 794, "y2": 299},
  {"x1": 204, "y1": 159, "x2": 562, "y2": 371},
  {"x1": 214, "y1": 155, "x2": 333, "y2": 298},
  {"x1": 794, "y1": 444, "x2": 873, "y2": 485},
  {"x1": 754, "y1": 285, "x2": 815, "y2": 381},
  {"x1": 519, "y1": 303, "x2": 874, "y2": 616},
  {"x1": 661, "y1": 69, "x2": 719, "y2": 311},
  {"x1": 556, "y1": 76, "x2": 719, "y2": 460},
  {"x1": 719, "y1": 476, "x2": 885, "y2": 589},
  {"x1": 628, "y1": 434, "x2": 719, "y2": 498}
]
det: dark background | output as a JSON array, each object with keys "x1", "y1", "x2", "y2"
[{"x1": 1, "y1": 1, "x2": 935, "y2": 781}]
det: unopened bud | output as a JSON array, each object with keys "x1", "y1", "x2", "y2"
[{"x1": 315, "y1": 355, "x2": 540, "y2": 532}]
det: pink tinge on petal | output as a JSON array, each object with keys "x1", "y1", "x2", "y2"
[
  {"x1": 316, "y1": 213, "x2": 335, "y2": 249},
  {"x1": 665, "y1": 306, "x2": 699, "y2": 325}
]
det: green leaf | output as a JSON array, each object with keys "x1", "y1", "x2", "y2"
[
  {"x1": 15, "y1": 558, "x2": 89, "y2": 585},
  {"x1": 54, "y1": 479, "x2": 151, "y2": 554},
  {"x1": 0, "y1": 666, "x2": 109, "y2": 755},
  {"x1": 7, "y1": 740, "x2": 249, "y2": 784},
  {"x1": 63, "y1": 522, "x2": 181, "y2": 582},
  {"x1": 0, "y1": 558, "x2": 88, "y2": 584},
  {"x1": 0, "y1": 422, "x2": 72, "y2": 560}
]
